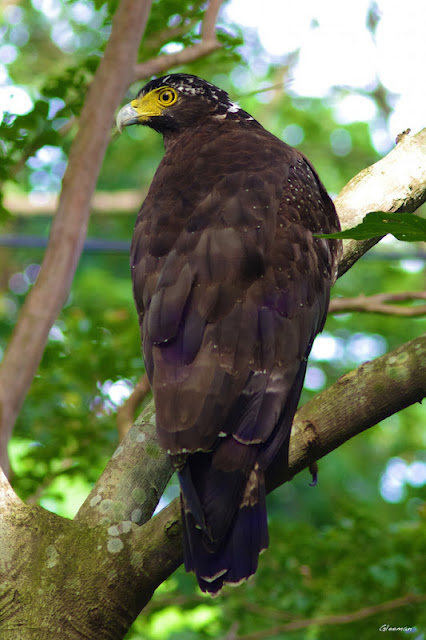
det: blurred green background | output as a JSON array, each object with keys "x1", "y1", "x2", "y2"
[{"x1": 0, "y1": 1, "x2": 425, "y2": 638}]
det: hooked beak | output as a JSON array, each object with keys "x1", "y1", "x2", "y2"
[{"x1": 116, "y1": 103, "x2": 140, "y2": 133}]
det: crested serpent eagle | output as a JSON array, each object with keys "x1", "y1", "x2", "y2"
[{"x1": 116, "y1": 74, "x2": 341, "y2": 594}]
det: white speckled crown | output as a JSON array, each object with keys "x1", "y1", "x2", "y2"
[{"x1": 137, "y1": 73, "x2": 254, "y2": 121}]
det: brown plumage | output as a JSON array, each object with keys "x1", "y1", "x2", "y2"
[{"x1": 116, "y1": 74, "x2": 341, "y2": 594}]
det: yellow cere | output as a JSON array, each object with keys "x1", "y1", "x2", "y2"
[{"x1": 130, "y1": 87, "x2": 178, "y2": 119}]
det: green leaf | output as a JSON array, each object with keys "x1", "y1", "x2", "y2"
[{"x1": 317, "y1": 211, "x2": 426, "y2": 242}]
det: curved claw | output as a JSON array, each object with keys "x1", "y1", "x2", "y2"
[{"x1": 308, "y1": 462, "x2": 318, "y2": 487}]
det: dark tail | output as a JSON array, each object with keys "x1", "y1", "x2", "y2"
[{"x1": 179, "y1": 445, "x2": 269, "y2": 595}]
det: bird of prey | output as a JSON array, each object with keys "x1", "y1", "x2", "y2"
[{"x1": 116, "y1": 74, "x2": 341, "y2": 594}]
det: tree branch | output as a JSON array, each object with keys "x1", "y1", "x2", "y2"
[
  {"x1": 142, "y1": 19, "x2": 198, "y2": 52},
  {"x1": 329, "y1": 291, "x2": 426, "y2": 316},
  {"x1": 117, "y1": 373, "x2": 151, "y2": 441},
  {"x1": 336, "y1": 127, "x2": 426, "y2": 277},
  {"x1": 201, "y1": 0, "x2": 224, "y2": 40},
  {"x1": 4, "y1": 189, "x2": 147, "y2": 215},
  {"x1": 266, "y1": 333, "x2": 426, "y2": 492},
  {"x1": 0, "y1": 0, "x2": 154, "y2": 474},
  {"x1": 132, "y1": 0, "x2": 224, "y2": 82},
  {"x1": 75, "y1": 403, "x2": 172, "y2": 528},
  {"x1": 231, "y1": 593, "x2": 426, "y2": 640}
]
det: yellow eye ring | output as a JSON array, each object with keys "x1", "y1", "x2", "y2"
[{"x1": 158, "y1": 88, "x2": 177, "y2": 107}]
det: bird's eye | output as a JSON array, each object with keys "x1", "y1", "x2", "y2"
[{"x1": 158, "y1": 88, "x2": 177, "y2": 106}]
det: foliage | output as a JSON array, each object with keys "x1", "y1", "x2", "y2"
[
  {"x1": 0, "y1": 0, "x2": 425, "y2": 638},
  {"x1": 319, "y1": 211, "x2": 426, "y2": 242}
]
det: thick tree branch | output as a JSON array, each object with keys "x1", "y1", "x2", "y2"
[
  {"x1": 329, "y1": 291, "x2": 426, "y2": 316},
  {"x1": 336, "y1": 127, "x2": 426, "y2": 277},
  {"x1": 0, "y1": 0, "x2": 154, "y2": 474},
  {"x1": 75, "y1": 404, "x2": 171, "y2": 529},
  {"x1": 132, "y1": 0, "x2": 223, "y2": 82},
  {"x1": 0, "y1": 466, "x2": 23, "y2": 511},
  {"x1": 266, "y1": 333, "x2": 426, "y2": 492}
]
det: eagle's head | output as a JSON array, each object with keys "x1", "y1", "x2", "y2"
[{"x1": 116, "y1": 73, "x2": 255, "y2": 136}]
